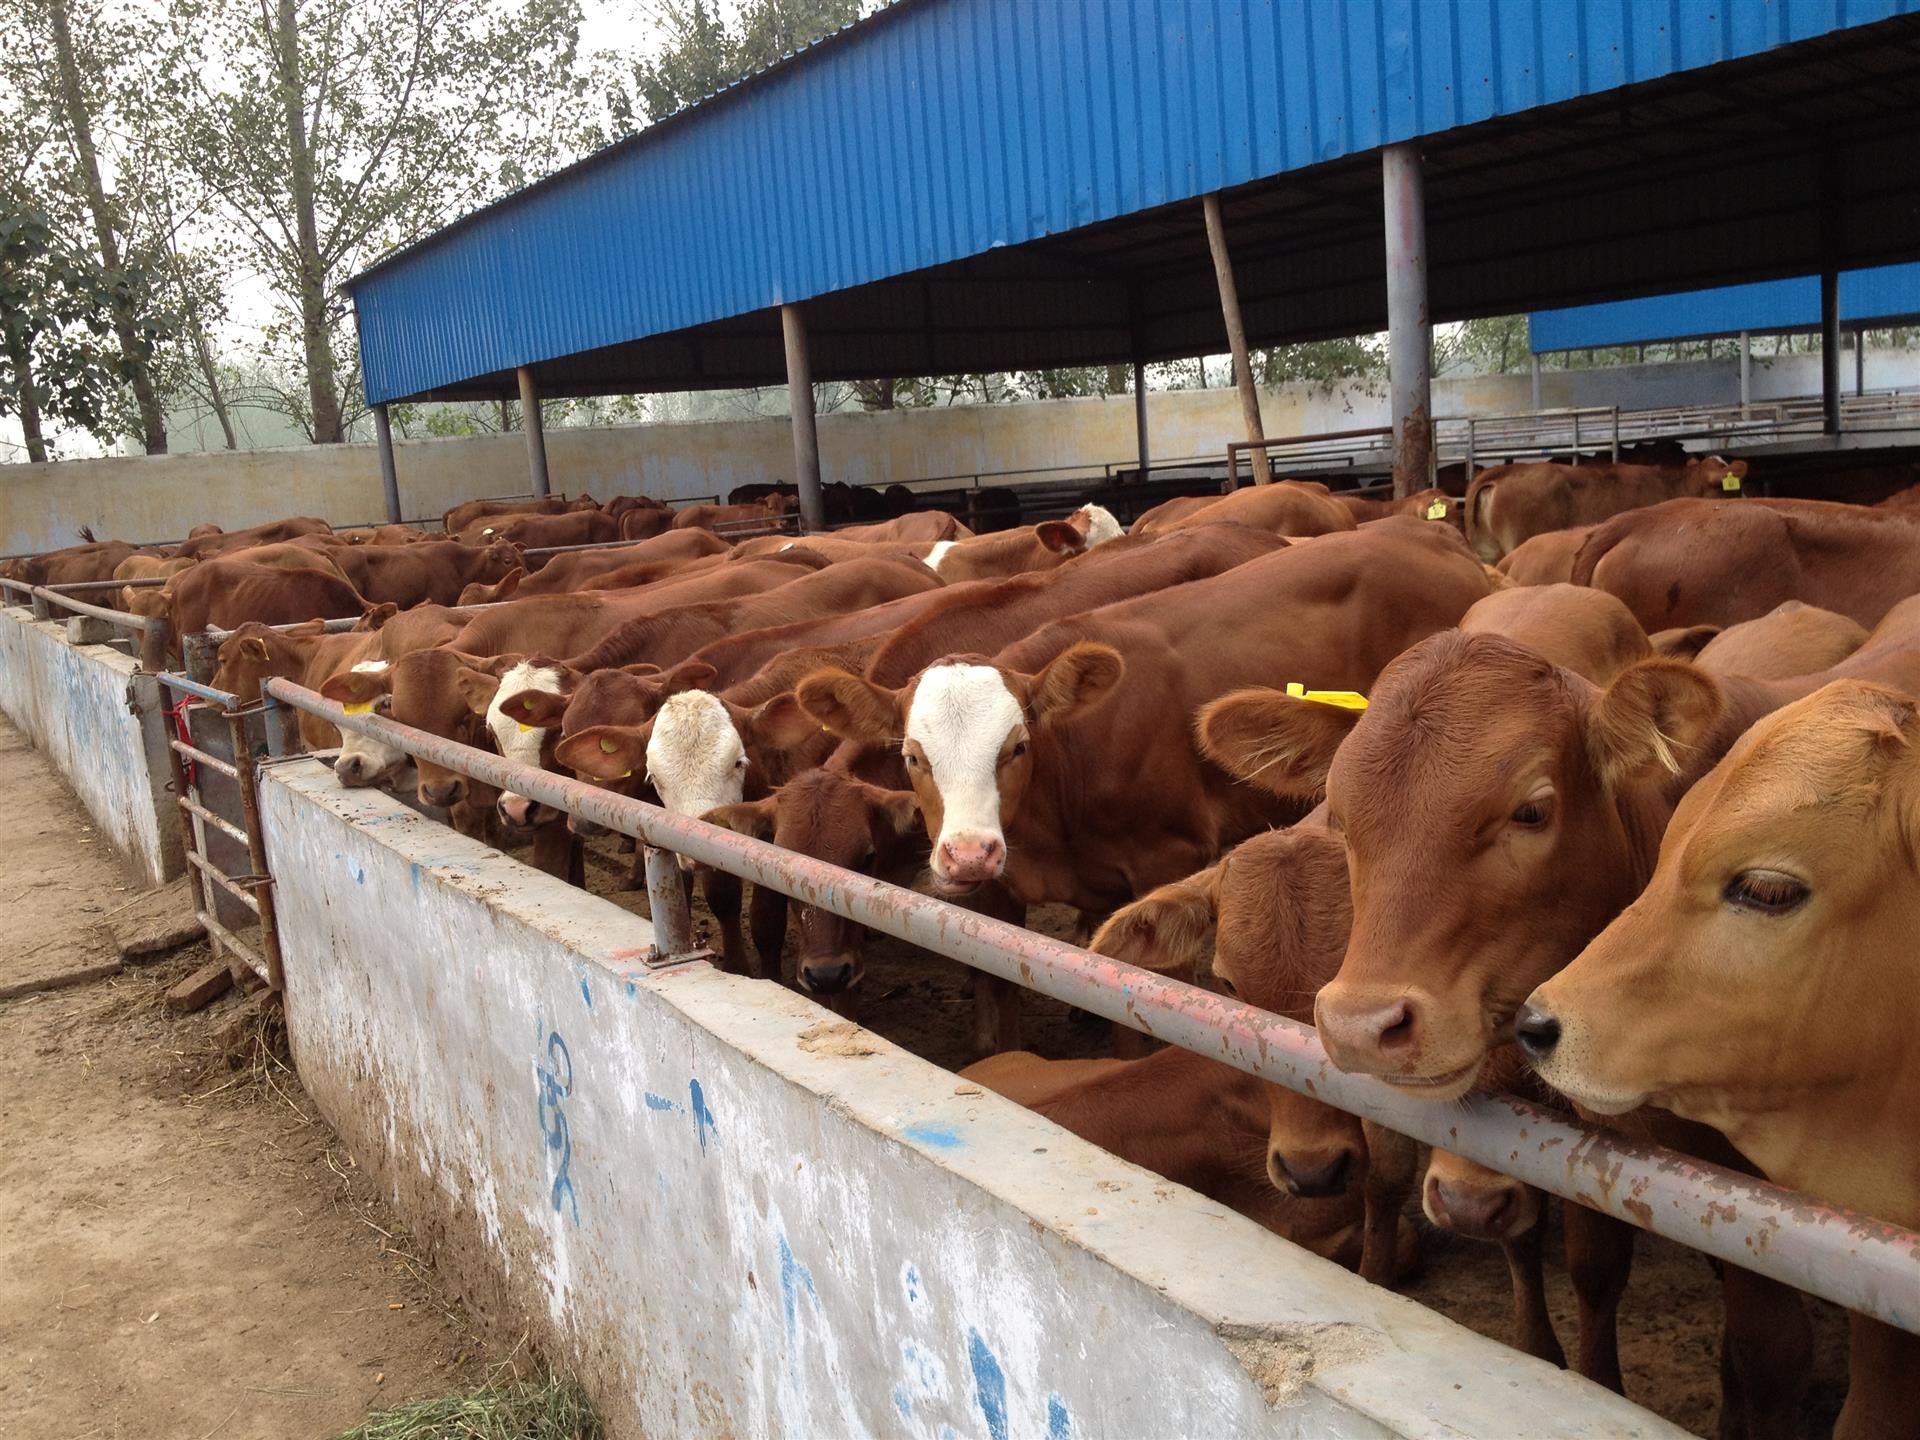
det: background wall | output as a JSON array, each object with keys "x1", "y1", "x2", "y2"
[{"x1": 4, "y1": 351, "x2": 1913, "y2": 555}]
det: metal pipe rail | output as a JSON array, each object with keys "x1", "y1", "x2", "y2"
[
  {"x1": 263, "y1": 675, "x2": 1920, "y2": 1335},
  {"x1": 27, "y1": 585, "x2": 157, "y2": 633}
]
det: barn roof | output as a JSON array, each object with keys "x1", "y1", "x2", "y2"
[{"x1": 348, "y1": 0, "x2": 1920, "y2": 406}]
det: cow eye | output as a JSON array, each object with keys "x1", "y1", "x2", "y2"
[
  {"x1": 1725, "y1": 870, "x2": 1809, "y2": 915},
  {"x1": 1008, "y1": 740, "x2": 1027, "y2": 761},
  {"x1": 734, "y1": 755, "x2": 748, "y2": 768},
  {"x1": 903, "y1": 753, "x2": 918, "y2": 768},
  {"x1": 1510, "y1": 796, "x2": 1551, "y2": 828},
  {"x1": 1217, "y1": 976, "x2": 1238, "y2": 998}
]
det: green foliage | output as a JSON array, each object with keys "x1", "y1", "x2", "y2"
[
  {"x1": 1256, "y1": 336, "x2": 1388, "y2": 388},
  {"x1": 619, "y1": 0, "x2": 863, "y2": 126},
  {"x1": 336, "y1": 1374, "x2": 601, "y2": 1440}
]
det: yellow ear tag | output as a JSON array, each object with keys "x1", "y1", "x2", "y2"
[
  {"x1": 1285, "y1": 682, "x2": 1369, "y2": 711},
  {"x1": 1425, "y1": 498, "x2": 1448, "y2": 519},
  {"x1": 598, "y1": 736, "x2": 618, "y2": 754},
  {"x1": 342, "y1": 701, "x2": 372, "y2": 716},
  {"x1": 516, "y1": 721, "x2": 534, "y2": 734},
  {"x1": 1722, "y1": 474, "x2": 1741, "y2": 492}
]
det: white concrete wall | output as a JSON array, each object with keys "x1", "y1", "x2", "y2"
[
  {"x1": 0, "y1": 605, "x2": 180, "y2": 885},
  {"x1": 260, "y1": 758, "x2": 1681, "y2": 1440}
]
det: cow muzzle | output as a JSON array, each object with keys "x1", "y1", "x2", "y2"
[
  {"x1": 1267, "y1": 1145, "x2": 1356, "y2": 1199},
  {"x1": 419, "y1": 776, "x2": 467, "y2": 809},
  {"x1": 799, "y1": 955, "x2": 861, "y2": 996},
  {"x1": 1423, "y1": 1170, "x2": 1538, "y2": 1241},
  {"x1": 933, "y1": 832, "x2": 1004, "y2": 891},
  {"x1": 1314, "y1": 985, "x2": 1482, "y2": 1098}
]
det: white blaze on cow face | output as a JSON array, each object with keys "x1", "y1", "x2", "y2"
[
  {"x1": 1077, "y1": 504, "x2": 1122, "y2": 548},
  {"x1": 335, "y1": 660, "x2": 407, "y2": 787},
  {"x1": 924, "y1": 540, "x2": 956, "y2": 574},
  {"x1": 645, "y1": 692, "x2": 749, "y2": 868},
  {"x1": 905, "y1": 663, "x2": 1023, "y2": 888},
  {"x1": 486, "y1": 661, "x2": 565, "y2": 824}
]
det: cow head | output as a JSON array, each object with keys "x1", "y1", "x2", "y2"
[
  {"x1": 1032, "y1": 503, "x2": 1123, "y2": 560},
  {"x1": 1291, "y1": 631, "x2": 1722, "y2": 1100},
  {"x1": 316, "y1": 658, "x2": 413, "y2": 790},
  {"x1": 1520, "y1": 682, "x2": 1920, "y2": 1214},
  {"x1": 212, "y1": 619, "x2": 329, "y2": 703},
  {"x1": 325, "y1": 648, "x2": 518, "y2": 806},
  {"x1": 706, "y1": 771, "x2": 922, "y2": 995},
  {"x1": 1690, "y1": 454, "x2": 1749, "y2": 495},
  {"x1": 555, "y1": 687, "x2": 815, "y2": 866},
  {"x1": 796, "y1": 643, "x2": 1123, "y2": 894},
  {"x1": 458, "y1": 568, "x2": 524, "y2": 607}
]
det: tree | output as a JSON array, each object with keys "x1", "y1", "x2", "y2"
[
  {"x1": 621, "y1": 0, "x2": 863, "y2": 126},
  {"x1": 159, "y1": 0, "x2": 601, "y2": 443}
]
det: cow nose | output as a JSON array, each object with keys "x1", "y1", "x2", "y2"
[
  {"x1": 1514, "y1": 1004, "x2": 1562, "y2": 1063},
  {"x1": 334, "y1": 755, "x2": 376, "y2": 787},
  {"x1": 937, "y1": 834, "x2": 1003, "y2": 883},
  {"x1": 569, "y1": 813, "x2": 609, "y2": 838},
  {"x1": 1424, "y1": 1172, "x2": 1523, "y2": 1240},
  {"x1": 1315, "y1": 991, "x2": 1420, "y2": 1074},
  {"x1": 800, "y1": 959, "x2": 857, "y2": 996},
  {"x1": 419, "y1": 777, "x2": 465, "y2": 808},
  {"x1": 1268, "y1": 1148, "x2": 1353, "y2": 1199},
  {"x1": 497, "y1": 793, "x2": 536, "y2": 829}
]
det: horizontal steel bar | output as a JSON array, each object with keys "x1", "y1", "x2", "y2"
[
  {"x1": 184, "y1": 849, "x2": 263, "y2": 913},
  {"x1": 158, "y1": 673, "x2": 244, "y2": 709},
  {"x1": 177, "y1": 794, "x2": 248, "y2": 846},
  {"x1": 47, "y1": 576, "x2": 165, "y2": 592},
  {"x1": 264, "y1": 676, "x2": 1920, "y2": 1335},
  {"x1": 170, "y1": 739, "x2": 238, "y2": 779},
  {"x1": 197, "y1": 909, "x2": 270, "y2": 986},
  {"x1": 29, "y1": 586, "x2": 154, "y2": 632}
]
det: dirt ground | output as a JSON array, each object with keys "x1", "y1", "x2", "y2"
[
  {"x1": 567, "y1": 833, "x2": 1852, "y2": 1438},
  {"x1": 0, "y1": 721, "x2": 502, "y2": 1440}
]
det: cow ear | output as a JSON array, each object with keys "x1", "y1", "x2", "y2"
[
  {"x1": 1197, "y1": 688, "x2": 1360, "y2": 801},
  {"x1": 1030, "y1": 643, "x2": 1124, "y2": 727},
  {"x1": 320, "y1": 668, "x2": 389, "y2": 705},
  {"x1": 1648, "y1": 624, "x2": 1720, "y2": 659},
  {"x1": 620, "y1": 662, "x2": 663, "y2": 679},
  {"x1": 796, "y1": 668, "x2": 901, "y2": 745},
  {"x1": 1728, "y1": 459, "x2": 1749, "y2": 479},
  {"x1": 1089, "y1": 863, "x2": 1222, "y2": 981},
  {"x1": 491, "y1": 567, "x2": 525, "y2": 601},
  {"x1": 1034, "y1": 520, "x2": 1086, "y2": 555},
  {"x1": 451, "y1": 665, "x2": 504, "y2": 716},
  {"x1": 747, "y1": 692, "x2": 818, "y2": 752},
  {"x1": 1587, "y1": 659, "x2": 1724, "y2": 790},
  {"x1": 703, "y1": 798, "x2": 776, "y2": 841},
  {"x1": 243, "y1": 636, "x2": 273, "y2": 661},
  {"x1": 499, "y1": 688, "x2": 568, "y2": 729},
  {"x1": 283, "y1": 619, "x2": 328, "y2": 639},
  {"x1": 353, "y1": 603, "x2": 399, "y2": 632},
  {"x1": 857, "y1": 782, "x2": 921, "y2": 840},
  {"x1": 662, "y1": 660, "x2": 716, "y2": 695},
  {"x1": 554, "y1": 725, "x2": 647, "y2": 781}
]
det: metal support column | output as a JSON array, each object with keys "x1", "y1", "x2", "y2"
[
  {"x1": 1201, "y1": 193, "x2": 1270, "y2": 486},
  {"x1": 1383, "y1": 143, "x2": 1432, "y2": 500},
  {"x1": 373, "y1": 403, "x2": 402, "y2": 524},
  {"x1": 1821, "y1": 268, "x2": 1842, "y2": 435},
  {"x1": 780, "y1": 304, "x2": 826, "y2": 532},
  {"x1": 1738, "y1": 331, "x2": 1752, "y2": 413},
  {"x1": 1856, "y1": 326, "x2": 1867, "y2": 397},
  {"x1": 516, "y1": 366, "x2": 551, "y2": 499}
]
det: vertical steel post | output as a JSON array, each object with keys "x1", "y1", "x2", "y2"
[
  {"x1": 1821, "y1": 268, "x2": 1842, "y2": 434},
  {"x1": 1383, "y1": 143, "x2": 1432, "y2": 500},
  {"x1": 1739, "y1": 331, "x2": 1752, "y2": 414},
  {"x1": 226, "y1": 707, "x2": 284, "y2": 992},
  {"x1": 1200, "y1": 193, "x2": 1271, "y2": 485},
  {"x1": 1133, "y1": 359, "x2": 1150, "y2": 479},
  {"x1": 644, "y1": 847, "x2": 695, "y2": 957},
  {"x1": 780, "y1": 304, "x2": 826, "y2": 532},
  {"x1": 516, "y1": 366, "x2": 551, "y2": 499},
  {"x1": 1856, "y1": 326, "x2": 1867, "y2": 397},
  {"x1": 373, "y1": 403, "x2": 402, "y2": 524}
]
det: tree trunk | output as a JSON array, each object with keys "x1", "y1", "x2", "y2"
[
  {"x1": 44, "y1": 0, "x2": 168, "y2": 453},
  {"x1": 7, "y1": 339, "x2": 50, "y2": 463},
  {"x1": 273, "y1": 0, "x2": 344, "y2": 443},
  {"x1": 1104, "y1": 363, "x2": 1128, "y2": 396},
  {"x1": 192, "y1": 322, "x2": 238, "y2": 450}
]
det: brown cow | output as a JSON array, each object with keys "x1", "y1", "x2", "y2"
[
  {"x1": 729, "y1": 534, "x2": 916, "y2": 565},
  {"x1": 1156, "y1": 480, "x2": 1355, "y2": 539},
  {"x1": 458, "y1": 528, "x2": 730, "y2": 603},
  {"x1": 1573, "y1": 497, "x2": 1920, "y2": 631},
  {"x1": 1457, "y1": 584, "x2": 1650, "y2": 687},
  {"x1": 441, "y1": 495, "x2": 595, "y2": 536},
  {"x1": 457, "y1": 509, "x2": 620, "y2": 549},
  {"x1": 140, "y1": 561, "x2": 373, "y2": 667},
  {"x1": 1127, "y1": 493, "x2": 1220, "y2": 536},
  {"x1": 1336, "y1": 488, "x2": 1462, "y2": 529},
  {"x1": 795, "y1": 520, "x2": 1493, "y2": 915},
  {"x1": 670, "y1": 495, "x2": 799, "y2": 532},
  {"x1": 959, "y1": 1045, "x2": 1382, "y2": 1272},
  {"x1": 1692, "y1": 599, "x2": 1868, "y2": 679},
  {"x1": 173, "y1": 515, "x2": 333, "y2": 560},
  {"x1": 212, "y1": 620, "x2": 384, "y2": 751},
  {"x1": 327, "y1": 538, "x2": 522, "y2": 607},
  {"x1": 1521, "y1": 680, "x2": 1920, "y2": 1440},
  {"x1": 919, "y1": 504, "x2": 1123, "y2": 581},
  {"x1": 4, "y1": 539, "x2": 143, "y2": 588},
  {"x1": 113, "y1": 553, "x2": 193, "y2": 610},
  {"x1": 830, "y1": 511, "x2": 972, "y2": 544},
  {"x1": 1464, "y1": 456, "x2": 1746, "y2": 562},
  {"x1": 1496, "y1": 525, "x2": 1594, "y2": 585}
]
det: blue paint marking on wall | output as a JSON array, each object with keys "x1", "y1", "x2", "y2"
[
  {"x1": 409, "y1": 861, "x2": 421, "y2": 890},
  {"x1": 968, "y1": 1330, "x2": 1009, "y2": 1440},
  {"x1": 777, "y1": 1231, "x2": 821, "y2": 1376},
  {"x1": 903, "y1": 1262, "x2": 923, "y2": 1304},
  {"x1": 644, "y1": 1092, "x2": 683, "y2": 1114},
  {"x1": 625, "y1": 980, "x2": 637, "y2": 999},
  {"x1": 535, "y1": 1030, "x2": 579, "y2": 1223},
  {"x1": 1047, "y1": 1395, "x2": 1072, "y2": 1440},
  {"x1": 902, "y1": 1121, "x2": 965, "y2": 1151},
  {"x1": 690, "y1": 1078, "x2": 719, "y2": 1154},
  {"x1": 892, "y1": 1384, "x2": 913, "y2": 1422},
  {"x1": 579, "y1": 976, "x2": 593, "y2": 1011}
]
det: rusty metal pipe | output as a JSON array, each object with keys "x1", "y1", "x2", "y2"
[
  {"x1": 29, "y1": 586, "x2": 154, "y2": 632},
  {"x1": 227, "y1": 706, "x2": 286, "y2": 992},
  {"x1": 264, "y1": 678, "x2": 1920, "y2": 1335}
]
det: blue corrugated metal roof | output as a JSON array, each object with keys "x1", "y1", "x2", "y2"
[
  {"x1": 351, "y1": 0, "x2": 1920, "y2": 405},
  {"x1": 1529, "y1": 261, "x2": 1920, "y2": 352}
]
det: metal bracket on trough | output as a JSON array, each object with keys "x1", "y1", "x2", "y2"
[{"x1": 640, "y1": 943, "x2": 714, "y2": 972}]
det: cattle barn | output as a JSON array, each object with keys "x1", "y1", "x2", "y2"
[{"x1": 5, "y1": 2, "x2": 1920, "y2": 1437}]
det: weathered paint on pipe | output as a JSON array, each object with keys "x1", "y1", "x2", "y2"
[
  {"x1": 374, "y1": 403, "x2": 403, "y2": 524},
  {"x1": 1384, "y1": 142, "x2": 1433, "y2": 499},
  {"x1": 30, "y1": 586, "x2": 154, "y2": 633},
  {"x1": 265, "y1": 677, "x2": 1920, "y2": 1336},
  {"x1": 781, "y1": 304, "x2": 825, "y2": 533},
  {"x1": 515, "y1": 368, "x2": 551, "y2": 500}
]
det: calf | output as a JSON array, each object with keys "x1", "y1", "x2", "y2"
[
  {"x1": 1155, "y1": 480, "x2": 1355, "y2": 538},
  {"x1": 1522, "y1": 681, "x2": 1920, "y2": 1440},
  {"x1": 457, "y1": 529, "x2": 730, "y2": 603},
  {"x1": 1464, "y1": 456, "x2": 1746, "y2": 562},
  {"x1": 920, "y1": 503, "x2": 1123, "y2": 581},
  {"x1": 6, "y1": 539, "x2": 142, "y2": 587},
  {"x1": 1456, "y1": 583, "x2": 1650, "y2": 686},
  {"x1": 796, "y1": 521, "x2": 1493, "y2": 915},
  {"x1": 321, "y1": 538, "x2": 522, "y2": 607},
  {"x1": 1496, "y1": 525, "x2": 1594, "y2": 585},
  {"x1": 442, "y1": 495, "x2": 592, "y2": 536},
  {"x1": 136, "y1": 559, "x2": 372, "y2": 668},
  {"x1": 1693, "y1": 599, "x2": 1868, "y2": 679},
  {"x1": 457, "y1": 509, "x2": 619, "y2": 548},
  {"x1": 671, "y1": 495, "x2": 798, "y2": 532}
]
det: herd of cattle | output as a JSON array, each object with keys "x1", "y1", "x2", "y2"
[{"x1": 8, "y1": 453, "x2": 1919, "y2": 1438}]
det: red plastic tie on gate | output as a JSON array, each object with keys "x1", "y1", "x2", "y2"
[{"x1": 164, "y1": 695, "x2": 197, "y2": 789}]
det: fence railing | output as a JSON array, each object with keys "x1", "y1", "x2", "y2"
[{"x1": 257, "y1": 674, "x2": 1920, "y2": 1338}]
